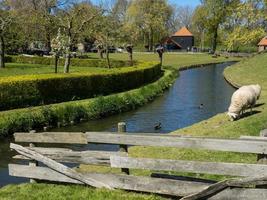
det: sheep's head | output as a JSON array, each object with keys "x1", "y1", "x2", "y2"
[{"x1": 227, "y1": 112, "x2": 238, "y2": 121}]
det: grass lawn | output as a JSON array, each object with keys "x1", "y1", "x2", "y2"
[
  {"x1": 0, "y1": 53, "x2": 238, "y2": 77},
  {"x1": 0, "y1": 63, "x2": 111, "y2": 77},
  {"x1": 0, "y1": 183, "x2": 164, "y2": 200},
  {"x1": 89, "y1": 52, "x2": 239, "y2": 68}
]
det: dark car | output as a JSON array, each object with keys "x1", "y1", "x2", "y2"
[
  {"x1": 26, "y1": 48, "x2": 49, "y2": 56},
  {"x1": 90, "y1": 47, "x2": 98, "y2": 53},
  {"x1": 90, "y1": 46, "x2": 116, "y2": 53}
]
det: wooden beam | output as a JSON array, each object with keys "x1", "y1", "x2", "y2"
[
  {"x1": 14, "y1": 131, "x2": 267, "y2": 154},
  {"x1": 10, "y1": 143, "x2": 112, "y2": 189},
  {"x1": 13, "y1": 147, "x2": 127, "y2": 165},
  {"x1": 86, "y1": 132, "x2": 267, "y2": 154},
  {"x1": 8, "y1": 164, "x2": 210, "y2": 197},
  {"x1": 239, "y1": 136, "x2": 267, "y2": 141},
  {"x1": 14, "y1": 132, "x2": 87, "y2": 144},
  {"x1": 208, "y1": 188, "x2": 267, "y2": 200},
  {"x1": 110, "y1": 156, "x2": 267, "y2": 177},
  {"x1": 9, "y1": 164, "x2": 267, "y2": 199}
]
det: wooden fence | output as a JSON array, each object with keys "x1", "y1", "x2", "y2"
[{"x1": 8, "y1": 123, "x2": 267, "y2": 200}]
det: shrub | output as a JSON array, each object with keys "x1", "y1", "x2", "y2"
[
  {"x1": 5, "y1": 55, "x2": 128, "y2": 68},
  {"x1": 0, "y1": 68, "x2": 177, "y2": 136},
  {"x1": 0, "y1": 62, "x2": 161, "y2": 111}
]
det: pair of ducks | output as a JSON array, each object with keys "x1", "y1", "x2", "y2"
[{"x1": 154, "y1": 104, "x2": 204, "y2": 130}]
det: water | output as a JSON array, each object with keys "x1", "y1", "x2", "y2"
[{"x1": 0, "y1": 62, "x2": 236, "y2": 187}]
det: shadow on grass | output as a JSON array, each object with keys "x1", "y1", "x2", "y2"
[
  {"x1": 239, "y1": 110, "x2": 262, "y2": 120},
  {"x1": 254, "y1": 103, "x2": 265, "y2": 108}
]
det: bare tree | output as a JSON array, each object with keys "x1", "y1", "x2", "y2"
[{"x1": 168, "y1": 5, "x2": 194, "y2": 33}]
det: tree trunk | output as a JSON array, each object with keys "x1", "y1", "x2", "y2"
[
  {"x1": 99, "y1": 49, "x2": 104, "y2": 59},
  {"x1": 0, "y1": 35, "x2": 5, "y2": 69},
  {"x1": 64, "y1": 53, "x2": 71, "y2": 73},
  {"x1": 129, "y1": 52, "x2": 133, "y2": 66},
  {"x1": 212, "y1": 28, "x2": 218, "y2": 53},
  {"x1": 159, "y1": 55, "x2": 163, "y2": 67},
  {"x1": 106, "y1": 48, "x2": 111, "y2": 69},
  {"x1": 149, "y1": 28, "x2": 154, "y2": 52},
  {"x1": 55, "y1": 54, "x2": 59, "y2": 73},
  {"x1": 46, "y1": 32, "x2": 51, "y2": 53},
  {"x1": 64, "y1": 21, "x2": 72, "y2": 73}
]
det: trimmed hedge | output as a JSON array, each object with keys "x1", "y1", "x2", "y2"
[
  {"x1": 5, "y1": 55, "x2": 128, "y2": 68},
  {"x1": 0, "y1": 62, "x2": 161, "y2": 111},
  {"x1": 0, "y1": 68, "x2": 178, "y2": 136}
]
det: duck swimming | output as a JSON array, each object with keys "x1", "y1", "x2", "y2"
[
  {"x1": 154, "y1": 122, "x2": 162, "y2": 130},
  {"x1": 198, "y1": 103, "x2": 204, "y2": 109}
]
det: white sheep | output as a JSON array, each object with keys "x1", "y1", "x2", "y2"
[
  {"x1": 227, "y1": 85, "x2": 259, "y2": 120},
  {"x1": 239, "y1": 84, "x2": 261, "y2": 114},
  {"x1": 249, "y1": 84, "x2": 261, "y2": 100}
]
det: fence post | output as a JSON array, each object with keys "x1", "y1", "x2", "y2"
[
  {"x1": 257, "y1": 129, "x2": 267, "y2": 164},
  {"x1": 257, "y1": 129, "x2": 267, "y2": 188},
  {"x1": 118, "y1": 122, "x2": 129, "y2": 175},
  {"x1": 29, "y1": 130, "x2": 38, "y2": 183}
]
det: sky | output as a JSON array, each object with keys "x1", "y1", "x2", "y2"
[
  {"x1": 169, "y1": 0, "x2": 200, "y2": 7},
  {"x1": 90, "y1": 0, "x2": 201, "y2": 8}
]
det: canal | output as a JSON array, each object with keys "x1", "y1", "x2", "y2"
[{"x1": 0, "y1": 62, "x2": 236, "y2": 187}]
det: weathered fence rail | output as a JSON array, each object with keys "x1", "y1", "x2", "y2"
[{"x1": 9, "y1": 124, "x2": 267, "y2": 199}]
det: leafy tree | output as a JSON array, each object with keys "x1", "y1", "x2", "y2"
[
  {"x1": 223, "y1": 1, "x2": 266, "y2": 51},
  {"x1": 192, "y1": 5, "x2": 208, "y2": 50},
  {"x1": 58, "y1": 2, "x2": 100, "y2": 73},
  {"x1": 6, "y1": 0, "x2": 60, "y2": 52},
  {"x1": 198, "y1": 0, "x2": 238, "y2": 52},
  {"x1": 94, "y1": 13, "x2": 119, "y2": 68},
  {"x1": 0, "y1": 1, "x2": 12, "y2": 69},
  {"x1": 126, "y1": 0, "x2": 172, "y2": 51},
  {"x1": 51, "y1": 28, "x2": 68, "y2": 73}
]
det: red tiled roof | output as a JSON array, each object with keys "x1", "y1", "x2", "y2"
[
  {"x1": 258, "y1": 37, "x2": 267, "y2": 46},
  {"x1": 173, "y1": 26, "x2": 193, "y2": 37}
]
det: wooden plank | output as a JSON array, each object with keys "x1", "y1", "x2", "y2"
[
  {"x1": 86, "y1": 132, "x2": 267, "y2": 154},
  {"x1": 13, "y1": 147, "x2": 127, "y2": 165},
  {"x1": 208, "y1": 188, "x2": 267, "y2": 200},
  {"x1": 8, "y1": 164, "x2": 211, "y2": 196},
  {"x1": 240, "y1": 136, "x2": 267, "y2": 141},
  {"x1": 14, "y1": 131, "x2": 267, "y2": 154},
  {"x1": 10, "y1": 143, "x2": 112, "y2": 189},
  {"x1": 14, "y1": 132, "x2": 87, "y2": 144},
  {"x1": 110, "y1": 156, "x2": 267, "y2": 177},
  {"x1": 9, "y1": 164, "x2": 267, "y2": 199}
]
